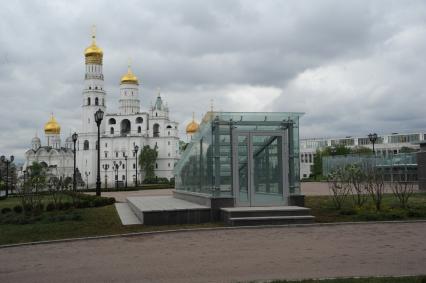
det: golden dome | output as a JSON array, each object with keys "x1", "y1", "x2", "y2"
[
  {"x1": 121, "y1": 66, "x2": 139, "y2": 85},
  {"x1": 186, "y1": 113, "x2": 199, "y2": 134},
  {"x1": 44, "y1": 114, "x2": 61, "y2": 135},
  {"x1": 84, "y1": 28, "x2": 103, "y2": 65}
]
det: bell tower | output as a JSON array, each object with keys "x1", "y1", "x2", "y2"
[{"x1": 78, "y1": 26, "x2": 107, "y2": 188}]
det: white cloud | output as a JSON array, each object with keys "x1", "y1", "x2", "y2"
[{"x1": 0, "y1": 0, "x2": 426, "y2": 162}]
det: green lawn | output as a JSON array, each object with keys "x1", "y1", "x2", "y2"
[
  {"x1": 265, "y1": 276, "x2": 426, "y2": 283},
  {"x1": 1, "y1": 193, "x2": 425, "y2": 246},
  {"x1": 0, "y1": 196, "x2": 222, "y2": 245},
  {"x1": 306, "y1": 193, "x2": 426, "y2": 223}
]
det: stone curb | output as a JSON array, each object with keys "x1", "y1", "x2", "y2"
[
  {"x1": 1, "y1": 219, "x2": 426, "y2": 249},
  {"x1": 259, "y1": 274, "x2": 426, "y2": 283}
]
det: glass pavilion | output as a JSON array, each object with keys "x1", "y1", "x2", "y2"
[{"x1": 174, "y1": 112, "x2": 303, "y2": 207}]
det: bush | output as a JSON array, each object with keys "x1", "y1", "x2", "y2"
[
  {"x1": 93, "y1": 198, "x2": 104, "y2": 207},
  {"x1": 46, "y1": 202, "x2": 56, "y2": 211},
  {"x1": 13, "y1": 205, "x2": 23, "y2": 214},
  {"x1": 339, "y1": 208, "x2": 357, "y2": 216},
  {"x1": 1, "y1": 207, "x2": 12, "y2": 214},
  {"x1": 76, "y1": 200, "x2": 90, "y2": 208},
  {"x1": 33, "y1": 203, "x2": 45, "y2": 215},
  {"x1": 142, "y1": 177, "x2": 170, "y2": 185},
  {"x1": 57, "y1": 202, "x2": 72, "y2": 210}
]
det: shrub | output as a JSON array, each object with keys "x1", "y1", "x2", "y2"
[
  {"x1": 107, "y1": 197, "x2": 116, "y2": 205},
  {"x1": 33, "y1": 203, "x2": 45, "y2": 215},
  {"x1": 46, "y1": 202, "x2": 56, "y2": 211},
  {"x1": 57, "y1": 202, "x2": 72, "y2": 210},
  {"x1": 339, "y1": 208, "x2": 357, "y2": 216},
  {"x1": 93, "y1": 198, "x2": 104, "y2": 207},
  {"x1": 1, "y1": 207, "x2": 12, "y2": 214},
  {"x1": 13, "y1": 205, "x2": 23, "y2": 214},
  {"x1": 143, "y1": 177, "x2": 170, "y2": 185},
  {"x1": 23, "y1": 204, "x2": 33, "y2": 213}
]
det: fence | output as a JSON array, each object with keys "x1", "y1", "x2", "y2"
[{"x1": 322, "y1": 153, "x2": 417, "y2": 182}]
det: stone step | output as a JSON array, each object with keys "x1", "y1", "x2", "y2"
[
  {"x1": 126, "y1": 196, "x2": 211, "y2": 225},
  {"x1": 114, "y1": 203, "x2": 142, "y2": 225},
  {"x1": 222, "y1": 206, "x2": 312, "y2": 218},
  {"x1": 227, "y1": 215, "x2": 315, "y2": 226}
]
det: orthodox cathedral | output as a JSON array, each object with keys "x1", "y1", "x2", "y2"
[{"x1": 24, "y1": 32, "x2": 187, "y2": 188}]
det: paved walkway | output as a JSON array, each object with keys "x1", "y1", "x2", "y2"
[
  {"x1": 89, "y1": 183, "x2": 422, "y2": 202},
  {"x1": 1, "y1": 222, "x2": 425, "y2": 282},
  {"x1": 88, "y1": 189, "x2": 174, "y2": 202}
]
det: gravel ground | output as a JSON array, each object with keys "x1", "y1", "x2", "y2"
[{"x1": 1, "y1": 222, "x2": 425, "y2": 283}]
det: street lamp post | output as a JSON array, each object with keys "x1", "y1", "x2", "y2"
[
  {"x1": 368, "y1": 133, "x2": 378, "y2": 155},
  {"x1": 72, "y1": 132, "x2": 78, "y2": 192},
  {"x1": 133, "y1": 145, "x2": 139, "y2": 187},
  {"x1": 124, "y1": 153, "x2": 128, "y2": 188},
  {"x1": 94, "y1": 109, "x2": 104, "y2": 196},
  {"x1": 1, "y1": 155, "x2": 14, "y2": 197},
  {"x1": 84, "y1": 171, "x2": 90, "y2": 190},
  {"x1": 102, "y1": 164, "x2": 109, "y2": 191},
  {"x1": 113, "y1": 161, "x2": 121, "y2": 189}
]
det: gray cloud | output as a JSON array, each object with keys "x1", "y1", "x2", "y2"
[{"x1": 0, "y1": 0, "x2": 425, "y2": 162}]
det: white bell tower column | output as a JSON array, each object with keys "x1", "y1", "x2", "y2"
[{"x1": 78, "y1": 27, "x2": 107, "y2": 188}]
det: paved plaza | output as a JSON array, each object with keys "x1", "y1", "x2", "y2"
[
  {"x1": 1, "y1": 222, "x2": 425, "y2": 282},
  {"x1": 89, "y1": 182, "x2": 421, "y2": 202}
]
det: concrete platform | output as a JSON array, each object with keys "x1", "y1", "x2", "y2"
[
  {"x1": 114, "y1": 203, "x2": 142, "y2": 225},
  {"x1": 127, "y1": 196, "x2": 211, "y2": 225}
]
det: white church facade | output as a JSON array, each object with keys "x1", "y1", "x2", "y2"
[
  {"x1": 24, "y1": 115, "x2": 75, "y2": 180},
  {"x1": 24, "y1": 32, "x2": 181, "y2": 188}
]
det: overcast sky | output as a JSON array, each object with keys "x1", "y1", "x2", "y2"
[{"x1": 1, "y1": 0, "x2": 426, "y2": 161}]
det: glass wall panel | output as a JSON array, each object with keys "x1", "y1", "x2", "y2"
[{"x1": 174, "y1": 112, "x2": 303, "y2": 200}]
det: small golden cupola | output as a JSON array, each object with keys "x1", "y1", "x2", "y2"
[
  {"x1": 44, "y1": 114, "x2": 61, "y2": 135},
  {"x1": 186, "y1": 113, "x2": 199, "y2": 135},
  {"x1": 84, "y1": 26, "x2": 103, "y2": 65},
  {"x1": 121, "y1": 65, "x2": 139, "y2": 85}
]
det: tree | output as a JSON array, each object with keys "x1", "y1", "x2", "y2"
[
  {"x1": 345, "y1": 164, "x2": 368, "y2": 207},
  {"x1": 327, "y1": 168, "x2": 351, "y2": 210},
  {"x1": 139, "y1": 145, "x2": 158, "y2": 180},
  {"x1": 365, "y1": 167, "x2": 385, "y2": 211},
  {"x1": 391, "y1": 166, "x2": 415, "y2": 209}
]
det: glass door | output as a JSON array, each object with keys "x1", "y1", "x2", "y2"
[{"x1": 233, "y1": 131, "x2": 288, "y2": 206}]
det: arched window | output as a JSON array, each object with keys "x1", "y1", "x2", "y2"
[
  {"x1": 122, "y1": 175, "x2": 125, "y2": 180},
  {"x1": 166, "y1": 125, "x2": 172, "y2": 129},
  {"x1": 95, "y1": 86, "x2": 98, "y2": 90},
  {"x1": 87, "y1": 97, "x2": 91, "y2": 105},
  {"x1": 95, "y1": 97, "x2": 99, "y2": 106},
  {"x1": 83, "y1": 140, "x2": 89, "y2": 150},
  {"x1": 102, "y1": 98, "x2": 104, "y2": 106},
  {"x1": 109, "y1": 118, "x2": 116, "y2": 125},
  {"x1": 136, "y1": 117, "x2": 143, "y2": 123},
  {"x1": 155, "y1": 112, "x2": 158, "y2": 117},
  {"x1": 120, "y1": 119, "x2": 131, "y2": 136},
  {"x1": 89, "y1": 86, "x2": 91, "y2": 90},
  {"x1": 153, "y1": 124, "x2": 160, "y2": 137},
  {"x1": 155, "y1": 163, "x2": 158, "y2": 169},
  {"x1": 138, "y1": 126, "x2": 141, "y2": 133},
  {"x1": 110, "y1": 127, "x2": 114, "y2": 134}
]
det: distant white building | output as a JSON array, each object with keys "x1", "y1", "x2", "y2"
[
  {"x1": 23, "y1": 115, "x2": 74, "y2": 179},
  {"x1": 299, "y1": 132, "x2": 426, "y2": 179},
  {"x1": 24, "y1": 32, "x2": 182, "y2": 188},
  {"x1": 77, "y1": 33, "x2": 181, "y2": 188}
]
